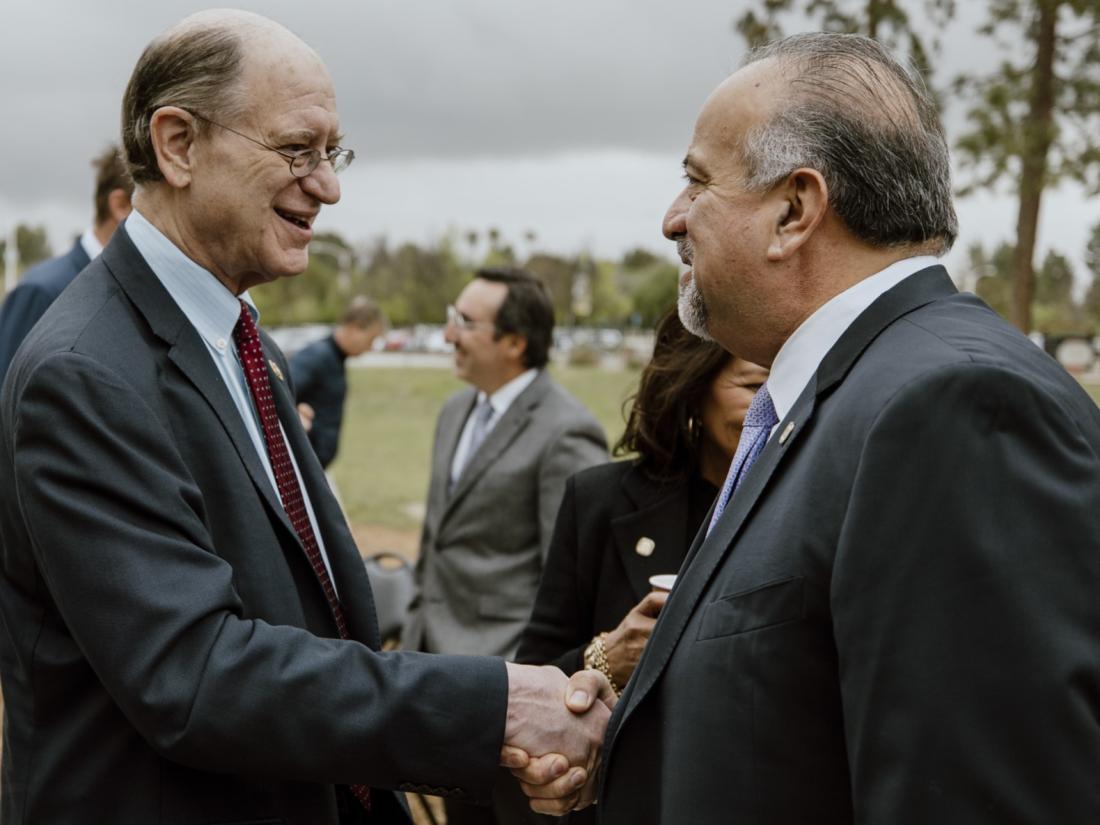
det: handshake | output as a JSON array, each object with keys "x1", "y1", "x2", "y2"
[{"x1": 500, "y1": 663, "x2": 618, "y2": 816}]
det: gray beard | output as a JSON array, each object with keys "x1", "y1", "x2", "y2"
[{"x1": 677, "y1": 276, "x2": 714, "y2": 342}]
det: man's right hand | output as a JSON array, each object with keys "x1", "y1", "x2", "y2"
[
  {"x1": 296, "y1": 402, "x2": 315, "y2": 432},
  {"x1": 501, "y1": 666, "x2": 616, "y2": 814}
]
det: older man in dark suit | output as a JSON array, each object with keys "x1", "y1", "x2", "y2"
[
  {"x1": 0, "y1": 11, "x2": 607, "y2": 825},
  {"x1": 527, "y1": 31, "x2": 1100, "y2": 824},
  {"x1": 0, "y1": 145, "x2": 132, "y2": 387}
]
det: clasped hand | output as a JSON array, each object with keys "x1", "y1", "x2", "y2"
[{"x1": 500, "y1": 664, "x2": 617, "y2": 815}]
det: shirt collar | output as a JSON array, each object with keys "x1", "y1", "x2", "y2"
[
  {"x1": 478, "y1": 368, "x2": 539, "y2": 416},
  {"x1": 79, "y1": 227, "x2": 104, "y2": 261},
  {"x1": 768, "y1": 255, "x2": 940, "y2": 421},
  {"x1": 124, "y1": 208, "x2": 258, "y2": 353}
]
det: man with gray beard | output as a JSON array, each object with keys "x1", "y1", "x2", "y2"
[{"x1": 549, "y1": 31, "x2": 1100, "y2": 824}]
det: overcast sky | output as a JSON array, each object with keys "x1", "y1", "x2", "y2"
[{"x1": 3, "y1": 0, "x2": 1099, "y2": 289}]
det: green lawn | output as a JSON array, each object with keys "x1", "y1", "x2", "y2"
[
  {"x1": 331, "y1": 369, "x2": 1100, "y2": 532},
  {"x1": 329, "y1": 365, "x2": 639, "y2": 530}
]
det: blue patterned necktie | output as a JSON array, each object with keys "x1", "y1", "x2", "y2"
[
  {"x1": 451, "y1": 398, "x2": 495, "y2": 491},
  {"x1": 707, "y1": 382, "x2": 778, "y2": 535}
]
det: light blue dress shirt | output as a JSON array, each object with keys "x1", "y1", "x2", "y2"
[{"x1": 124, "y1": 209, "x2": 338, "y2": 592}]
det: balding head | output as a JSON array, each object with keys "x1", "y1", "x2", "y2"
[
  {"x1": 737, "y1": 33, "x2": 957, "y2": 255},
  {"x1": 121, "y1": 9, "x2": 320, "y2": 185}
]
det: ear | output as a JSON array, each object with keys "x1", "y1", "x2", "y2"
[
  {"x1": 766, "y1": 168, "x2": 828, "y2": 262},
  {"x1": 503, "y1": 332, "x2": 528, "y2": 364},
  {"x1": 148, "y1": 106, "x2": 199, "y2": 189},
  {"x1": 106, "y1": 187, "x2": 132, "y2": 223}
]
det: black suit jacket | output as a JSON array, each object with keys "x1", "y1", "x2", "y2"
[
  {"x1": 516, "y1": 460, "x2": 713, "y2": 676},
  {"x1": 0, "y1": 228, "x2": 507, "y2": 825},
  {"x1": 0, "y1": 238, "x2": 90, "y2": 388},
  {"x1": 597, "y1": 267, "x2": 1100, "y2": 824}
]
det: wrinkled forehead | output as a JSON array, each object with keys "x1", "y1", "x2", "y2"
[
  {"x1": 237, "y1": 37, "x2": 340, "y2": 131},
  {"x1": 689, "y1": 61, "x2": 780, "y2": 162}
]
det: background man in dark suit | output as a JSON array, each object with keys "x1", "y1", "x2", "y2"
[
  {"x1": 291, "y1": 295, "x2": 386, "y2": 468},
  {"x1": 557, "y1": 32, "x2": 1100, "y2": 824},
  {"x1": 0, "y1": 145, "x2": 132, "y2": 387},
  {"x1": 0, "y1": 11, "x2": 609, "y2": 824},
  {"x1": 405, "y1": 267, "x2": 608, "y2": 825}
]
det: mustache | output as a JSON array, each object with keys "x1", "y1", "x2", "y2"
[{"x1": 676, "y1": 238, "x2": 694, "y2": 263}]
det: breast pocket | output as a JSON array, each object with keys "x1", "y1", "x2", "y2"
[{"x1": 696, "y1": 576, "x2": 805, "y2": 641}]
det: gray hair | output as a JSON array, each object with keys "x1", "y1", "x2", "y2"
[
  {"x1": 741, "y1": 32, "x2": 958, "y2": 255},
  {"x1": 121, "y1": 24, "x2": 248, "y2": 185}
]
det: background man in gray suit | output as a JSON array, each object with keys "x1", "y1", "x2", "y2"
[{"x1": 406, "y1": 267, "x2": 608, "y2": 825}]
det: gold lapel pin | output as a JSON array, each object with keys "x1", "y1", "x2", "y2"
[
  {"x1": 268, "y1": 360, "x2": 285, "y2": 381},
  {"x1": 779, "y1": 421, "x2": 795, "y2": 445},
  {"x1": 635, "y1": 536, "x2": 656, "y2": 557}
]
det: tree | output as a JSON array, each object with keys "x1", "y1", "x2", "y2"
[
  {"x1": 954, "y1": 0, "x2": 1100, "y2": 332},
  {"x1": 967, "y1": 240, "x2": 1016, "y2": 318},
  {"x1": 16, "y1": 224, "x2": 52, "y2": 268},
  {"x1": 966, "y1": 240, "x2": 1083, "y2": 333},
  {"x1": 735, "y1": 0, "x2": 955, "y2": 80},
  {"x1": 1082, "y1": 221, "x2": 1100, "y2": 330}
]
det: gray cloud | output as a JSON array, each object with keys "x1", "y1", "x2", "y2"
[{"x1": 2, "y1": 0, "x2": 742, "y2": 208}]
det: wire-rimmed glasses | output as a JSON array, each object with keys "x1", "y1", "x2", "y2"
[{"x1": 185, "y1": 110, "x2": 354, "y2": 178}]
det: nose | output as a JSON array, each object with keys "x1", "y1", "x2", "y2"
[
  {"x1": 662, "y1": 188, "x2": 689, "y2": 240},
  {"x1": 300, "y1": 161, "x2": 341, "y2": 205},
  {"x1": 443, "y1": 321, "x2": 459, "y2": 345}
]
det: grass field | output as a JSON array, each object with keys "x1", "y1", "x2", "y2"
[
  {"x1": 330, "y1": 366, "x2": 1100, "y2": 541},
  {"x1": 329, "y1": 364, "x2": 640, "y2": 533}
]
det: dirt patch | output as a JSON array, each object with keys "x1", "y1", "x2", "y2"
[{"x1": 351, "y1": 523, "x2": 420, "y2": 563}]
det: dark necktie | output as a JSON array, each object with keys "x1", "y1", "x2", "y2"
[
  {"x1": 233, "y1": 302, "x2": 371, "y2": 811},
  {"x1": 707, "y1": 382, "x2": 778, "y2": 536}
]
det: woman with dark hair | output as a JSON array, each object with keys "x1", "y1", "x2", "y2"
[{"x1": 515, "y1": 309, "x2": 768, "y2": 701}]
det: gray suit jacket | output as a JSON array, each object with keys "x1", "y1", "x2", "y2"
[
  {"x1": 0, "y1": 227, "x2": 508, "y2": 825},
  {"x1": 405, "y1": 370, "x2": 607, "y2": 658}
]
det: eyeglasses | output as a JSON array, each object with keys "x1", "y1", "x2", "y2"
[
  {"x1": 185, "y1": 110, "x2": 355, "y2": 178},
  {"x1": 446, "y1": 305, "x2": 495, "y2": 332}
]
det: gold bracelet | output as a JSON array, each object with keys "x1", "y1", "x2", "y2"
[{"x1": 583, "y1": 632, "x2": 621, "y2": 696}]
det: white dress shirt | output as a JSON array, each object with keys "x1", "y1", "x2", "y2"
[
  {"x1": 124, "y1": 209, "x2": 338, "y2": 591},
  {"x1": 79, "y1": 227, "x2": 104, "y2": 261},
  {"x1": 767, "y1": 256, "x2": 941, "y2": 428},
  {"x1": 449, "y1": 367, "x2": 539, "y2": 486}
]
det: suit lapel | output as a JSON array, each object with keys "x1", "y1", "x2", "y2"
[
  {"x1": 102, "y1": 229, "x2": 298, "y2": 543},
  {"x1": 604, "y1": 265, "x2": 959, "y2": 755},
  {"x1": 267, "y1": 345, "x2": 381, "y2": 646},
  {"x1": 610, "y1": 468, "x2": 694, "y2": 602},
  {"x1": 442, "y1": 372, "x2": 551, "y2": 519}
]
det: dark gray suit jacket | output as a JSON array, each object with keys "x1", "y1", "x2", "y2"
[
  {"x1": 405, "y1": 371, "x2": 607, "y2": 659},
  {"x1": 597, "y1": 267, "x2": 1100, "y2": 824},
  {"x1": 0, "y1": 228, "x2": 507, "y2": 825}
]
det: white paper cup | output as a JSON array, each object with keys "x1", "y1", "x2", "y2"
[{"x1": 648, "y1": 574, "x2": 677, "y2": 593}]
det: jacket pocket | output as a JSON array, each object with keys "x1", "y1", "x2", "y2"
[{"x1": 696, "y1": 576, "x2": 805, "y2": 641}]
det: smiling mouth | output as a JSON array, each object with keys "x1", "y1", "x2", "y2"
[{"x1": 275, "y1": 208, "x2": 312, "y2": 230}]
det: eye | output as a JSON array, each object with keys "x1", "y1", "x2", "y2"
[{"x1": 283, "y1": 144, "x2": 311, "y2": 154}]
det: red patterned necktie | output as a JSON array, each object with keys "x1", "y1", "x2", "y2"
[{"x1": 233, "y1": 301, "x2": 371, "y2": 812}]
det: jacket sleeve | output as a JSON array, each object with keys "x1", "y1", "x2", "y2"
[
  {"x1": 832, "y1": 362, "x2": 1100, "y2": 823},
  {"x1": 515, "y1": 474, "x2": 589, "y2": 674},
  {"x1": 10, "y1": 351, "x2": 508, "y2": 800}
]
